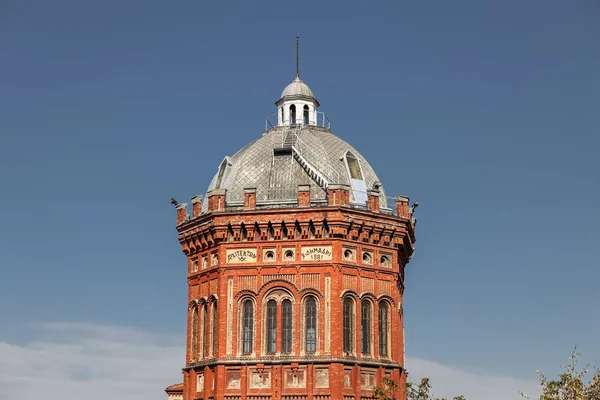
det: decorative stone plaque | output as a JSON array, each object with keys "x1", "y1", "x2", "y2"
[
  {"x1": 249, "y1": 369, "x2": 271, "y2": 388},
  {"x1": 284, "y1": 368, "x2": 306, "y2": 388},
  {"x1": 226, "y1": 248, "x2": 258, "y2": 263},
  {"x1": 315, "y1": 368, "x2": 329, "y2": 388},
  {"x1": 300, "y1": 245, "x2": 332, "y2": 261},
  {"x1": 344, "y1": 369, "x2": 352, "y2": 388},
  {"x1": 227, "y1": 370, "x2": 241, "y2": 389},
  {"x1": 197, "y1": 374, "x2": 204, "y2": 391}
]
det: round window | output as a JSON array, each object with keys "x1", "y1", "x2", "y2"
[{"x1": 284, "y1": 250, "x2": 294, "y2": 260}]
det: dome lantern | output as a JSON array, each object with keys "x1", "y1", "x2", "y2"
[{"x1": 275, "y1": 37, "x2": 320, "y2": 126}]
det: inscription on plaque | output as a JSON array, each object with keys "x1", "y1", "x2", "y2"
[
  {"x1": 226, "y1": 248, "x2": 257, "y2": 263},
  {"x1": 300, "y1": 245, "x2": 332, "y2": 261}
]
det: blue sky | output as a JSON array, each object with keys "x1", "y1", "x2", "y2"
[{"x1": 0, "y1": 1, "x2": 598, "y2": 399}]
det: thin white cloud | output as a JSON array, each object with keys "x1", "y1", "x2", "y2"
[
  {"x1": 0, "y1": 323, "x2": 184, "y2": 400},
  {"x1": 0, "y1": 323, "x2": 541, "y2": 400},
  {"x1": 405, "y1": 357, "x2": 542, "y2": 400}
]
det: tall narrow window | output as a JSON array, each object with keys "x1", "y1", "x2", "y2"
[
  {"x1": 305, "y1": 297, "x2": 317, "y2": 353},
  {"x1": 303, "y1": 105, "x2": 309, "y2": 125},
  {"x1": 361, "y1": 300, "x2": 371, "y2": 354},
  {"x1": 242, "y1": 300, "x2": 254, "y2": 354},
  {"x1": 266, "y1": 300, "x2": 277, "y2": 353},
  {"x1": 289, "y1": 104, "x2": 296, "y2": 125},
  {"x1": 211, "y1": 303, "x2": 217, "y2": 356},
  {"x1": 343, "y1": 298, "x2": 354, "y2": 353},
  {"x1": 201, "y1": 304, "x2": 207, "y2": 358},
  {"x1": 192, "y1": 307, "x2": 198, "y2": 358},
  {"x1": 282, "y1": 299, "x2": 293, "y2": 353},
  {"x1": 378, "y1": 303, "x2": 389, "y2": 357}
]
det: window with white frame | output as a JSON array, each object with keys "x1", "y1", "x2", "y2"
[
  {"x1": 242, "y1": 300, "x2": 254, "y2": 354},
  {"x1": 305, "y1": 296, "x2": 317, "y2": 353}
]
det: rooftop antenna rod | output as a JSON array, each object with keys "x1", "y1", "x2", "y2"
[{"x1": 296, "y1": 36, "x2": 300, "y2": 78}]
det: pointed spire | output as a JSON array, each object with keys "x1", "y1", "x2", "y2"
[{"x1": 296, "y1": 36, "x2": 300, "y2": 79}]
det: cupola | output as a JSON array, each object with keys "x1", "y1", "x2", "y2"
[{"x1": 275, "y1": 37, "x2": 320, "y2": 126}]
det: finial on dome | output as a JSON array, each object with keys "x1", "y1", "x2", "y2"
[{"x1": 296, "y1": 36, "x2": 300, "y2": 79}]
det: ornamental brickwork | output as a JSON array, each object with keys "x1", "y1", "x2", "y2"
[{"x1": 169, "y1": 185, "x2": 415, "y2": 400}]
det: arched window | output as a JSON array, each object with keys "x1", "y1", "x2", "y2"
[
  {"x1": 361, "y1": 300, "x2": 372, "y2": 354},
  {"x1": 282, "y1": 299, "x2": 293, "y2": 353},
  {"x1": 265, "y1": 250, "x2": 275, "y2": 262},
  {"x1": 201, "y1": 304, "x2": 207, "y2": 358},
  {"x1": 380, "y1": 255, "x2": 391, "y2": 267},
  {"x1": 211, "y1": 303, "x2": 217, "y2": 356},
  {"x1": 343, "y1": 298, "x2": 354, "y2": 353},
  {"x1": 284, "y1": 250, "x2": 294, "y2": 261},
  {"x1": 378, "y1": 302, "x2": 389, "y2": 357},
  {"x1": 303, "y1": 105, "x2": 309, "y2": 125},
  {"x1": 191, "y1": 306, "x2": 198, "y2": 358},
  {"x1": 289, "y1": 104, "x2": 296, "y2": 125},
  {"x1": 242, "y1": 300, "x2": 254, "y2": 354},
  {"x1": 266, "y1": 300, "x2": 277, "y2": 353},
  {"x1": 305, "y1": 297, "x2": 317, "y2": 353}
]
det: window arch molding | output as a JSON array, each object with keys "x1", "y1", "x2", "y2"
[
  {"x1": 376, "y1": 294, "x2": 396, "y2": 307},
  {"x1": 260, "y1": 288, "x2": 296, "y2": 355},
  {"x1": 300, "y1": 294, "x2": 320, "y2": 354},
  {"x1": 237, "y1": 296, "x2": 257, "y2": 356},
  {"x1": 233, "y1": 289, "x2": 258, "y2": 301},
  {"x1": 298, "y1": 287, "x2": 324, "y2": 300},
  {"x1": 256, "y1": 279, "x2": 300, "y2": 298},
  {"x1": 339, "y1": 289, "x2": 359, "y2": 300},
  {"x1": 206, "y1": 294, "x2": 219, "y2": 303}
]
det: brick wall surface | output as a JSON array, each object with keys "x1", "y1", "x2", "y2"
[{"x1": 176, "y1": 204, "x2": 415, "y2": 400}]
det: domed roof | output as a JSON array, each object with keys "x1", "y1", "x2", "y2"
[
  {"x1": 205, "y1": 126, "x2": 388, "y2": 209},
  {"x1": 280, "y1": 77, "x2": 315, "y2": 99}
]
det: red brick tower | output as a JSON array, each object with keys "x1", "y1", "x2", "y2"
[{"x1": 166, "y1": 61, "x2": 416, "y2": 400}]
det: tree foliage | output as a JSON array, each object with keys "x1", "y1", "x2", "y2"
[
  {"x1": 374, "y1": 376, "x2": 466, "y2": 400},
  {"x1": 520, "y1": 348, "x2": 600, "y2": 400}
]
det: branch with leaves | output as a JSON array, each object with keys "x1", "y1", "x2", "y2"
[
  {"x1": 519, "y1": 347, "x2": 600, "y2": 400},
  {"x1": 374, "y1": 376, "x2": 466, "y2": 400}
]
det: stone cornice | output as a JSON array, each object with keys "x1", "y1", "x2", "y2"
[
  {"x1": 183, "y1": 355, "x2": 403, "y2": 371},
  {"x1": 177, "y1": 207, "x2": 414, "y2": 262}
]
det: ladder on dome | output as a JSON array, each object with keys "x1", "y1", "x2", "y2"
[{"x1": 275, "y1": 124, "x2": 340, "y2": 190}]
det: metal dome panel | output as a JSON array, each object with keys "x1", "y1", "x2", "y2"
[{"x1": 205, "y1": 126, "x2": 388, "y2": 209}]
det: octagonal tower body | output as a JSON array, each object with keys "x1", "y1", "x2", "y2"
[{"x1": 169, "y1": 75, "x2": 416, "y2": 400}]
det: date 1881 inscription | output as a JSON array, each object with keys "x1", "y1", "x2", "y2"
[{"x1": 300, "y1": 246, "x2": 332, "y2": 261}]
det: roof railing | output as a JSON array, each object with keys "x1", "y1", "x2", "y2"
[{"x1": 265, "y1": 111, "x2": 331, "y2": 131}]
